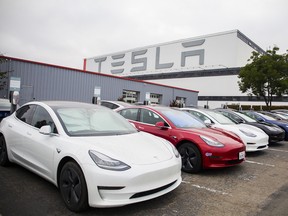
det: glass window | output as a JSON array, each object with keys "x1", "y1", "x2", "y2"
[
  {"x1": 101, "y1": 101, "x2": 119, "y2": 110},
  {"x1": 140, "y1": 109, "x2": 165, "y2": 125},
  {"x1": 122, "y1": 90, "x2": 139, "y2": 103},
  {"x1": 118, "y1": 108, "x2": 139, "y2": 121},
  {"x1": 186, "y1": 110, "x2": 211, "y2": 122},
  {"x1": 234, "y1": 112, "x2": 257, "y2": 123},
  {"x1": 31, "y1": 106, "x2": 58, "y2": 133},
  {"x1": 16, "y1": 105, "x2": 36, "y2": 125},
  {"x1": 150, "y1": 93, "x2": 162, "y2": 104},
  {"x1": 56, "y1": 107, "x2": 137, "y2": 136},
  {"x1": 162, "y1": 109, "x2": 206, "y2": 128},
  {"x1": 203, "y1": 110, "x2": 235, "y2": 125}
]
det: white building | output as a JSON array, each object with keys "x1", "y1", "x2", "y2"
[{"x1": 84, "y1": 30, "x2": 287, "y2": 108}]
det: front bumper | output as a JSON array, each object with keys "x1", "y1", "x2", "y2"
[
  {"x1": 203, "y1": 145, "x2": 246, "y2": 169},
  {"x1": 83, "y1": 157, "x2": 182, "y2": 208}
]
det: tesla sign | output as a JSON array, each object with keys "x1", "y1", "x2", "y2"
[{"x1": 91, "y1": 39, "x2": 205, "y2": 75}]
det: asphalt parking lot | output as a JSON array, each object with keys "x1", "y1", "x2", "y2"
[{"x1": 1, "y1": 141, "x2": 288, "y2": 216}]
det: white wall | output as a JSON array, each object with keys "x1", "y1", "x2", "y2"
[
  {"x1": 153, "y1": 75, "x2": 242, "y2": 96},
  {"x1": 84, "y1": 30, "x2": 256, "y2": 75}
]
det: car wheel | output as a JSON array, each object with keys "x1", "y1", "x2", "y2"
[
  {"x1": 59, "y1": 161, "x2": 89, "y2": 212},
  {"x1": 0, "y1": 136, "x2": 10, "y2": 166},
  {"x1": 177, "y1": 142, "x2": 202, "y2": 173}
]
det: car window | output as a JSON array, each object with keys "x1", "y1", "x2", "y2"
[
  {"x1": 257, "y1": 112, "x2": 277, "y2": 120},
  {"x1": 220, "y1": 112, "x2": 240, "y2": 123},
  {"x1": 31, "y1": 106, "x2": 58, "y2": 133},
  {"x1": 187, "y1": 110, "x2": 211, "y2": 122},
  {"x1": 140, "y1": 109, "x2": 165, "y2": 125},
  {"x1": 162, "y1": 109, "x2": 206, "y2": 128},
  {"x1": 101, "y1": 101, "x2": 119, "y2": 110},
  {"x1": 204, "y1": 110, "x2": 235, "y2": 125},
  {"x1": 16, "y1": 105, "x2": 36, "y2": 125},
  {"x1": 118, "y1": 108, "x2": 138, "y2": 121},
  {"x1": 234, "y1": 112, "x2": 256, "y2": 122}
]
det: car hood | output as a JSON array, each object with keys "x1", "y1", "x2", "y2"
[
  {"x1": 246, "y1": 122, "x2": 284, "y2": 132},
  {"x1": 72, "y1": 131, "x2": 173, "y2": 165},
  {"x1": 180, "y1": 127, "x2": 243, "y2": 144},
  {"x1": 211, "y1": 123, "x2": 268, "y2": 140}
]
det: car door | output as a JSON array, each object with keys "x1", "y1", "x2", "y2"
[
  {"x1": 137, "y1": 108, "x2": 175, "y2": 142},
  {"x1": 11, "y1": 105, "x2": 57, "y2": 179},
  {"x1": 8, "y1": 104, "x2": 36, "y2": 164}
]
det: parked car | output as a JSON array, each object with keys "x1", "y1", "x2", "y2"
[
  {"x1": 216, "y1": 109, "x2": 285, "y2": 143},
  {"x1": 241, "y1": 110, "x2": 288, "y2": 141},
  {"x1": 100, "y1": 100, "x2": 132, "y2": 111},
  {"x1": 0, "y1": 99, "x2": 11, "y2": 121},
  {"x1": 181, "y1": 108, "x2": 269, "y2": 152},
  {"x1": 258, "y1": 111, "x2": 288, "y2": 121},
  {"x1": 0, "y1": 101, "x2": 182, "y2": 212},
  {"x1": 271, "y1": 109, "x2": 288, "y2": 114},
  {"x1": 118, "y1": 106, "x2": 246, "y2": 173}
]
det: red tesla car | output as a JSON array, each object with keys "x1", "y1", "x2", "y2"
[{"x1": 118, "y1": 106, "x2": 246, "y2": 173}]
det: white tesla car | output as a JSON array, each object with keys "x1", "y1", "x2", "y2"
[
  {"x1": 0, "y1": 101, "x2": 182, "y2": 212},
  {"x1": 180, "y1": 108, "x2": 269, "y2": 152}
]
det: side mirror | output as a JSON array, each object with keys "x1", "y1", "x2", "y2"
[
  {"x1": 155, "y1": 122, "x2": 169, "y2": 129},
  {"x1": 130, "y1": 122, "x2": 136, "y2": 128},
  {"x1": 238, "y1": 119, "x2": 245, "y2": 124},
  {"x1": 204, "y1": 119, "x2": 213, "y2": 127},
  {"x1": 39, "y1": 125, "x2": 52, "y2": 135}
]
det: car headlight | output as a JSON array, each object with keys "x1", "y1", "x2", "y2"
[
  {"x1": 89, "y1": 150, "x2": 131, "y2": 171},
  {"x1": 161, "y1": 139, "x2": 180, "y2": 158},
  {"x1": 239, "y1": 129, "x2": 257, "y2": 137},
  {"x1": 171, "y1": 144, "x2": 180, "y2": 158},
  {"x1": 168, "y1": 142, "x2": 180, "y2": 158},
  {"x1": 200, "y1": 135, "x2": 224, "y2": 148}
]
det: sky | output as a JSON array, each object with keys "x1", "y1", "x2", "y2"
[{"x1": 0, "y1": 0, "x2": 288, "y2": 69}]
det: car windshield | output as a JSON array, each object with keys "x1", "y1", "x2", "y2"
[
  {"x1": 234, "y1": 111, "x2": 257, "y2": 122},
  {"x1": 161, "y1": 109, "x2": 206, "y2": 129},
  {"x1": 204, "y1": 110, "x2": 236, "y2": 125},
  {"x1": 56, "y1": 107, "x2": 137, "y2": 136},
  {"x1": 257, "y1": 112, "x2": 278, "y2": 120}
]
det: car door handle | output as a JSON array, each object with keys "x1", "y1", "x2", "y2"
[
  {"x1": 27, "y1": 132, "x2": 32, "y2": 136},
  {"x1": 138, "y1": 126, "x2": 144, "y2": 130}
]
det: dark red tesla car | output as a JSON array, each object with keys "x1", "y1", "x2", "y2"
[{"x1": 118, "y1": 106, "x2": 246, "y2": 173}]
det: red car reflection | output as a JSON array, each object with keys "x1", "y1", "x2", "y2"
[{"x1": 118, "y1": 106, "x2": 246, "y2": 173}]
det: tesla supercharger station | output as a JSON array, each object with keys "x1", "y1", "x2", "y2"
[
  {"x1": 92, "y1": 86, "x2": 101, "y2": 105},
  {"x1": 144, "y1": 92, "x2": 150, "y2": 105},
  {"x1": 9, "y1": 77, "x2": 21, "y2": 113}
]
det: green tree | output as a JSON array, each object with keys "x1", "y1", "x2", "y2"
[
  {"x1": 238, "y1": 47, "x2": 288, "y2": 110},
  {"x1": 0, "y1": 55, "x2": 8, "y2": 91}
]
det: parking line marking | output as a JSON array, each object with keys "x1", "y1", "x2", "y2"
[
  {"x1": 182, "y1": 181, "x2": 230, "y2": 196},
  {"x1": 245, "y1": 160, "x2": 275, "y2": 167},
  {"x1": 268, "y1": 148, "x2": 288, "y2": 153}
]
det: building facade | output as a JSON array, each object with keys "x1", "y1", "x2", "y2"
[
  {"x1": 0, "y1": 56, "x2": 198, "y2": 106},
  {"x1": 84, "y1": 30, "x2": 288, "y2": 108}
]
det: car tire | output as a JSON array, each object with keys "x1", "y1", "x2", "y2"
[
  {"x1": 59, "y1": 161, "x2": 89, "y2": 212},
  {"x1": 177, "y1": 142, "x2": 202, "y2": 173},
  {"x1": 0, "y1": 136, "x2": 10, "y2": 166}
]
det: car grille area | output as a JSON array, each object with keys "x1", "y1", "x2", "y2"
[{"x1": 130, "y1": 180, "x2": 177, "y2": 199}]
